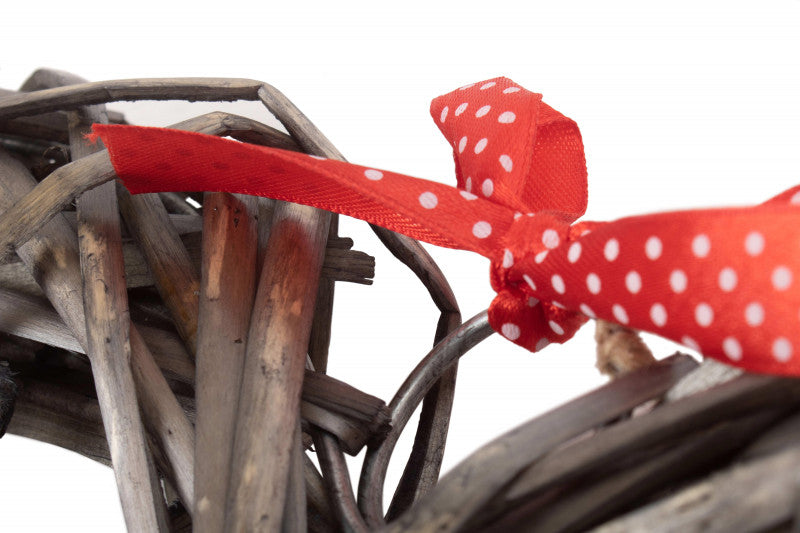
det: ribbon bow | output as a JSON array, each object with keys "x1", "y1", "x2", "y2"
[{"x1": 92, "y1": 77, "x2": 800, "y2": 376}]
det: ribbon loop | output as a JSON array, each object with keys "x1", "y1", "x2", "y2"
[{"x1": 430, "y1": 77, "x2": 587, "y2": 220}]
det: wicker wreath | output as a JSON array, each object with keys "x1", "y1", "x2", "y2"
[{"x1": 1, "y1": 69, "x2": 800, "y2": 533}]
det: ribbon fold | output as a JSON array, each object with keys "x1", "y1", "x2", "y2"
[{"x1": 92, "y1": 77, "x2": 800, "y2": 376}]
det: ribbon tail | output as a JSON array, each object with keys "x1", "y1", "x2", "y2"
[
  {"x1": 92, "y1": 124, "x2": 520, "y2": 257},
  {"x1": 516, "y1": 204, "x2": 800, "y2": 375}
]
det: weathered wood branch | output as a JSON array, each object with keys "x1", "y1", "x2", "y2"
[
  {"x1": 194, "y1": 192, "x2": 258, "y2": 532},
  {"x1": 225, "y1": 201, "x2": 330, "y2": 531},
  {"x1": 592, "y1": 427, "x2": 800, "y2": 533},
  {"x1": 0, "y1": 360, "x2": 16, "y2": 437},
  {"x1": 0, "y1": 78, "x2": 265, "y2": 120},
  {"x1": 379, "y1": 354, "x2": 698, "y2": 533},
  {"x1": 0, "y1": 73, "x2": 477, "y2": 531},
  {"x1": 359, "y1": 311, "x2": 493, "y2": 527},
  {"x1": 0, "y1": 145, "x2": 194, "y2": 514},
  {"x1": 0, "y1": 287, "x2": 391, "y2": 452},
  {"x1": 0, "y1": 230, "x2": 374, "y2": 297},
  {"x1": 55, "y1": 69, "x2": 169, "y2": 530},
  {"x1": 368, "y1": 226, "x2": 462, "y2": 518},
  {"x1": 117, "y1": 185, "x2": 200, "y2": 355}
]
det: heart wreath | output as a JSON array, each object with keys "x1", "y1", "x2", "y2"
[{"x1": 91, "y1": 77, "x2": 800, "y2": 376}]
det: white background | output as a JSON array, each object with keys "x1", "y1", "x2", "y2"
[{"x1": 1, "y1": 1, "x2": 800, "y2": 530}]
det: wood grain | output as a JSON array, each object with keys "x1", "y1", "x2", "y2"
[{"x1": 592, "y1": 431, "x2": 800, "y2": 533}]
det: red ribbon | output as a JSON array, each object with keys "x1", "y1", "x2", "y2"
[{"x1": 92, "y1": 77, "x2": 800, "y2": 376}]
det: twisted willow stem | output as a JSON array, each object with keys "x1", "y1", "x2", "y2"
[{"x1": 358, "y1": 311, "x2": 494, "y2": 527}]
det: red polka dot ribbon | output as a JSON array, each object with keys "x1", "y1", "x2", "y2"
[{"x1": 92, "y1": 77, "x2": 800, "y2": 376}]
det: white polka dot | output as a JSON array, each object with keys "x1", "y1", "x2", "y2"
[
  {"x1": 474, "y1": 138, "x2": 488, "y2": 154},
  {"x1": 459, "y1": 83, "x2": 475, "y2": 91},
  {"x1": 501, "y1": 323, "x2": 521, "y2": 341},
  {"x1": 503, "y1": 87, "x2": 521, "y2": 94},
  {"x1": 364, "y1": 169, "x2": 383, "y2": 181},
  {"x1": 625, "y1": 271, "x2": 642, "y2": 294},
  {"x1": 513, "y1": 212, "x2": 523, "y2": 220},
  {"x1": 791, "y1": 191, "x2": 800, "y2": 205},
  {"x1": 475, "y1": 105, "x2": 491, "y2": 117},
  {"x1": 549, "y1": 320, "x2": 564, "y2": 335},
  {"x1": 650, "y1": 303, "x2": 667, "y2": 327},
  {"x1": 580, "y1": 304, "x2": 596, "y2": 318},
  {"x1": 535, "y1": 338, "x2": 550, "y2": 351},
  {"x1": 718, "y1": 268, "x2": 737, "y2": 292},
  {"x1": 498, "y1": 155, "x2": 513, "y2": 172},
  {"x1": 535, "y1": 251, "x2": 548, "y2": 264},
  {"x1": 604, "y1": 238, "x2": 620, "y2": 261},
  {"x1": 472, "y1": 221, "x2": 492, "y2": 239},
  {"x1": 645, "y1": 236, "x2": 662, "y2": 260},
  {"x1": 551, "y1": 301, "x2": 565, "y2": 309},
  {"x1": 551, "y1": 274, "x2": 566, "y2": 294},
  {"x1": 480, "y1": 81, "x2": 496, "y2": 90},
  {"x1": 670, "y1": 270, "x2": 688, "y2": 293},
  {"x1": 542, "y1": 229, "x2": 560, "y2": 249},
  {"x1": 723, "y1": 337, "x2": 743, "y2": 361},
  {"x1": 460, "y1": 191, "x2": 478, "y2": 200},
  {"x1": 773, "y1": 338, "x2": 793, "y2": 362},
  {"x1": 498, "y1": 111, "x2": 516, "y2": 123},
  {"x1": 458, "y1": 136, "x2": 467, "y2": 153},
  {"x1": 498, "y1": 154, "x2": 514, "y2": 172},
  {"x1": 527, "y1": 297, "x2": 539, "y2": 307},
  {"x1": 455, "y1": 102, "x2": 468, "y2": 116},
  {"x1": 692, "y1": 234, "x2": 711, "y2": 258},
  {"x1": 745, "y1": 231, "x2": 765, "y2": 256},
  {"x1": 612, "y1": 304, "x2": 629, "y2": 325},
  {"x1": 587, "y1": 273, "x2": 601, "y2": 294},
  {"x1": 465, "y1": 177, "x2": 473, "y2": 192},
  {"x1": 523, "y1": 274, "x2": 537, "y2": 291},
  {"x1": 568, "y1": 242, "x2": 582, "y2": 263},
  {"x1": 682, "y1": 336, "x2": 700, "y2": 351},
  {"x1": 772, "y1": 266, "x2": 793, "y2": 291},
  {"x1": 482, "y1": 179, "x2": 494, "y2": 197},
  {"x1": 418, "y1": 192, "x2": 438, "y2": 209},
  {"x1": 440, "y1": 106, "x2": 449, "y2": 123},
  {"x1": 695, "y1": 303, "x2": 714, "y2": 327},
  {"x1": 745, "y1": 302, "x2": 764, "y2": 326},
  {"x1": 502, "y1": 249, "x2": 514, "y2": 268}
]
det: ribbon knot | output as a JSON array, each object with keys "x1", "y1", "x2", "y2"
[
  {"x1": 92, "y1": 77, "x2": 800, "y2": 376},
  {"x1": 489, "y1": 212, "x2": 588, "y2": 350}
]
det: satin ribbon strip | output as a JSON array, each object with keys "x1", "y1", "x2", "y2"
[{"x1": 91, "y1": 77, "x2": 800, "y2": 376}]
